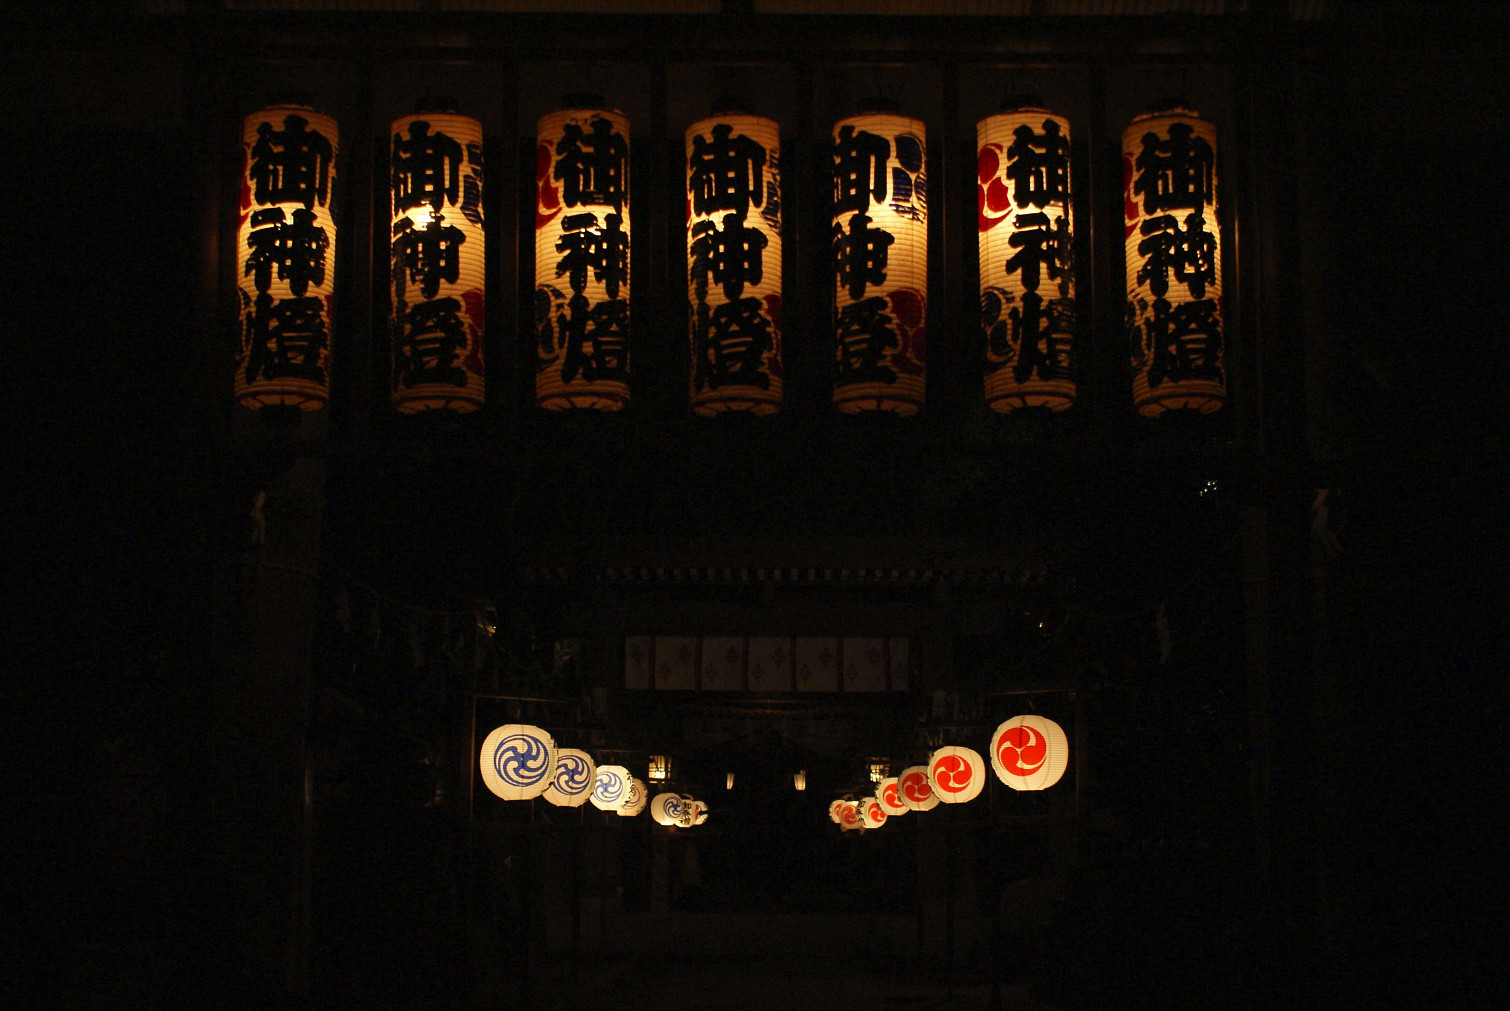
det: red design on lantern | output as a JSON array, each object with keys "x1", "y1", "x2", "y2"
[
  {"x1": 996, "y1": 724, "x2": 1048, "y2": 777},
  {"x1": 1122, "y1": 153, "x2": 1139, "y2": 239},
  {"x1": 901, "y1": 771, "x2": 930, "y2": 803},
  {"x1": 882, "y1": 782, "x2": 900, "y2": 808},
  {"x1": 887, "y1": 287, "x2": 927, "y2": 376},
  {"x1": 536, "y1": 141, "x2": 561, "y2": 229},
  {"x1": 932, "y1": 754, "x2": 972, "y2": 793},
  {"x1": 977, "y1": 143, "x2": 1011, "y2": 233},
  {"x1": 840, "y1": 802, "x2": 861, "y2": 827}
]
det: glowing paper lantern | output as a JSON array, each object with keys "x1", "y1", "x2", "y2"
[
  {"x1": 876, "y1": 777, "x2": 908, "y2": 817},
  {"x1": 542, "y1": 747, "x2": 596, "y2": 807},
  {"x1": 860, "y1": 797, "x2": 889, "y2": 829},
  {"x1": 590, "y1": 764, "x2": 631, "y2": 811},
  {"x1": 479, "y1": 724, "x2": 557, "y2": 801},
  {"x1": 686, "y1": 110, "x2": 783, "y2": 415},
  {"x1": 236, "y1": 105, "x2": 338, "y2": 411},
  {"x1": 619, "y1": 776, "x2": 648, "y2": 817},
  {"x1": 793, "y1": 770, "x2": 807, "y2": 791},
  {"x1": 1123, "y1": 107, "x2": 1224, "y2": 416},
  {"x1": 897, "y1": 765, "x2": 939, "y2": 812},
  {"x1": 829, "y1": 799, "x2": 847, "y2": 824},
  {"x1": 693, "y1": 806, "x2": 709, "y2": 826},
  {"x1": 389, "y1": 109, "x2": 485, "y2": 412},
  {"x1": 676, "y1": 794, "x2": 698, "y2": 828},
  {"x1": 831, "y1": 107, "x2": 927, "y2": 415},
  {"x1": 535, "y1": 99, "x2": 631, "y2": 410},
  {"x1": 651, "y1": 791, "x2": 687, "y2": 827},
  {"x1": 838, "y1": 800, "x2": 863, "y2": 831},
  {"x1": 990, "y1": 715, "x2": 1069, "y2": 791},
  {"x1": 927, "y1": 747, "x2": 985, "y2": 805},
  {"x1": 978, "y1": 104, "x2": 1076, "y2": 412}
]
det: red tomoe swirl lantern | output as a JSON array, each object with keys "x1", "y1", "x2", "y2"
[
  {"x1": 838, "y1": 800, "x2": 863, "y2": 831},
  {"x1": 991, "y1": 715, "x2": 1070, "y2": 791},
  {"x1": 861, "y1": 798, "x2": 888, "y2": 829},
  {"x1": 897, "y1": 764, "x2": 939, "y2": 812},
  {"x1": 876, "y1": 776, "x2": 908, "y2": 817},
  {"x1": 927, "y1": 746, "x2": 985, "y2": 804}
]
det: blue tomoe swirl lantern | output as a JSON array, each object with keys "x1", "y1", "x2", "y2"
[
  {"x1": 651, "y1": 791, "x2": 685, "y2": 826},
  {"x1": 543, "y1": 747, "x2": 597, "y2": 808},
  {"x1": 479, "y1": 724, "x2": 558, "y2": 801},
  {"x1": 591, "y1": 765, "x2": 631, "y2": 811}
]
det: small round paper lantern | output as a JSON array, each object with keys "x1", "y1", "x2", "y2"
[
  {"x1": 390, "y1": 109, "x2": 485, "y2": 413},
  {"x1": 590, "y1": 764, "x2": 631, "y2": 811},
  {"x1": 897, "y1": 765, "x2": 939, "y2": 812},
  {"x1": 1123, "y1": 107, "x2": 1224, "y2": 416},
  {"x1": 651, "y1": 791, "x2": 686, "y2": 826},
  {"x1": 927, "y1": 747, "x2": 986, "y2": 804},
  {"x1": 535, "y1": 98, "x2": 631, "y2": 410},
  {"x1": 990, "y1": 715, "x2": 1070, "y2": 791},
  {"x1": 838, "y1": 800, "x2": 863, "y2": 831},
  {"x1": 686, "y1": 109, "x2": 783, "y2": 415},
  {"x1": 618, "y1": 776, "x2": 648, "y2": 816},
  {"x1": 828, "y1": 799, "x2": 847, "y2": 824},
  {"x1": 876, "y1": 777, "x2": 908, "y2": 817},
  {"x1": 675, "y1": 794, "x2": 698, "y2": 828},
  {"x1": 978, "y1": 104, "x2": 1076, "y2": 412},
  {"x1": 831, "y1": 106, "x2": 928, "y2": 415},
  {"x1": 479, "y1": 724, "x2": 557, "y2": 801},
  {"x1": 860, "y1": 798, "x2": 889, "y2": 829},
  {"x1": 542, "y1": 747, "x2": 597, "y2": 807},
  {"x1": 693, "y1": 807, "x2": 709, "y2": 826},
  {"x1": 236, "y1": 105, "x2": 338, "y2": 411}
]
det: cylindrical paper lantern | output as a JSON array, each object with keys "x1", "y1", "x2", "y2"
[
  {"x1": 686, "y1": 111, "x2": 783, "y2": 415},
  {"x1": 543, "y1": 747, "x2": 596, "y2": 807},
  {"x1": 897, "y1": 765, "x2": 939, "y2": 812},
  {"x1": 590, "y1": 764, "x2": 631, "y2": 811},
  {"x1": 1123, "y1": 107, "x2": 1224, "y2": 415},
  {"x1": 619, "y1": 776, "x2": 648, "y2": 816},
  {"x1": 990, "y1": 715, "x2": 1070, "y2": 791},
  {"x1": 927, "y1": 746, "x2": 985, "y2": 804},
  {"x1": 479, "y1": 724, "x2": 557, "y2": 801},
  {"x1": 390, "y1": 110, "x2": 485, "y2": 412},
  {"x1": 876, "y1": 776, "x2": 908, "y2": 817},
  {"x1": 831, "y1": 109, "x2": 927, "y2": 415},
  {"x1": 978, "y1": 105, "x2": 1076, "y2": 412},
  {"x1": 838, "y1": 800, "x2": 863, "y2": 831},
  {"x1": 237, "y1": 105, "x2": 338, "y2": 410},
  {"x1": 860, "y1": 797, "x2": 889, "y2": 829},
  {"x1": 535, "y1": 101, "x2": 631, "y2": 410}
]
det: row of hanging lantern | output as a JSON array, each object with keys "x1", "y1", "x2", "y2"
[
  {"x1": 831, "y1": 715, "x2": 1069, "y2": 831},
  {"x1": 478, "y1": 724, "x2": 707, "y2": 824},
  {"x1": 237, "y1": 98, "x2": 1223, "y2": 419}
]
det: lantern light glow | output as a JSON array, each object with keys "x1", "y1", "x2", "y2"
[
  {"x1": 990, "y1": 715, "x2": 1070, "y2": 791},
  {"x1": 926, "y1": 747, "x2": 985, "y2": 805},
  {"x1": 479, "y1": 724, "x2": 557, "y2": 802}
]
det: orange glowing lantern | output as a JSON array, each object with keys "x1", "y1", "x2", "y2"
[
  {"x1": 927, "y1": 746, "x2": 985, "y2": 804},
  {"x1": 236, "y1": 105, "x2": 338, "y2": 411},
  {"x1": 860, "y1": 797, "x2": 889, "y2": 829},
  {"x1": 977, "y1": 101, "x2": 1076, "y2": 412},
  {"x1": 990, "y1": 715, "x2": 1069, "y2": 791},
  {"x1": 389, "y1": 106, "x2": 485, "y2": 412},
  {"x1": 897, "y1": 765, "x2": 939, "y2": 812},
  {"x1": 535, "y1": 96, "x2": 631, "y2": 410},
  {"x1": 838, "y1": 800, "x2": 863, "y2": 831},
  {"x1": 831, "y1": 103, "x2": 927, "y2": 415},
  {"x1": 876, "y1": 776, "x2": 908, "y2": 817},
  {"x1": 686, "y1": 105, "x2": 783, "y2": 415},
  {"x1": 1123, "y1": 106, "x2": 1225, "y2": 416}
]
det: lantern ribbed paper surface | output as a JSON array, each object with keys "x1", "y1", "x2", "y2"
[
  {"x1": 828, "y1": 799, "x2": 847, "y2": 824},
  {"x1": 591, "y1": 764, "x2": 632, "y2": 811},
  {"x1": 991, "y1": 715, "x2": 1070, "y2": 792},
  {"x1": 831, "y1": 113, "x2": 927, "y2": 415},
  {"x1": 1123, "y1": 108, "x2": 1224, "y2": 416},
  {"x1": 390, "y1": 112, "x2": 484, "y2": 413},
  {"x1": 686, "y1": 114, "x2": 783, "y2": 415},
  {"x1": 838, "y1": 800, "x2": 863, "y2": 831},
  {"x1": 978, "y1": 108, "x2": 1076, "y2": 412},
  {"x1": 542, "y1": 747, "x2": 596, "y2": 807},
  {"x1": 479, "y1": 724, "x2": 557, "y2": 801},
  {"x1": 237, "y1": 106, "x2": 338, "y2": 410},
  {"x1": 535, "y1": 106, "x2": 631, "y2": 410},
  {"x1": 897, "y1": 765, "x2": 939, "y2": 812},
  {"x1": 651, "y1": 791, "x2": 686, "y2": 827},
  {"x1": 876, "y1": 777, "x2": 908, "y2": 817},
  {"x1": 619, "y1": 776, "x2": 648, "y2": 816},
  {"x1": 927, "y1": 747, "x2": 985, "y2": 804},
  {"x1": 860, "y1": 798, "x2": 888, "y2": 829}
]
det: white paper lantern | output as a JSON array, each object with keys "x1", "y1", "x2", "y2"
[
  {"x1": 236, "y1": 105, "x2": 338, "y2": 411},
  {"x1": 897, "y1": 765, "x2": 939, "y2": 812},
  {"x1": 390, "y1": 110, "x2": 485, "y2": 413},
  {"x1": 590, "y1": 764, "x2": 632, "y2": 811},
  {"x1": 831, "y1": 109, "x2": 927, "y2": 415},
  {"x1": 650, "y1": 791, "x2": 683, "y2": 826},
  {"x1": 978, "y1": 105, "x2": 1076, "y2": 412},
  {"x1": 990, "y1": 715, "x2": 1070, "y2": 791},
  {"x1": 479, "y1": 724, "x2": 557, "y2": 802},
  {"x1": 927, "y1": 746, "x2": 986, "y2": 804},
  {"x1": 876, "y1": 776, "x2": 908, "y2": 817},
  {"x1": 860, "y1": 797, "x2": 889, "y2": 829},
  {"x1": 838, "y1": 800, "x2": 863, "y2": 831},
  {"x1": 686, "y1": 112, "x2": 783, "y2": 415},
  {"x1": 618, "y1": 776, "x2": 648, "y2": 816},
  {"x1": 542, "y1": 747, "x2": 597, "y2": 807},
  {"x1": 828, "y1": 799, "x2": 847, "y2": 824},
  {"x1": 535, "y1": 101, "x2": 631, "y2": 410},
  {"x1": 1123, "y1": 107, "x2": 1224, "y2": 416},
  {"x1": 676, "y1": 794, "x2": 698, "y2": 828}
]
